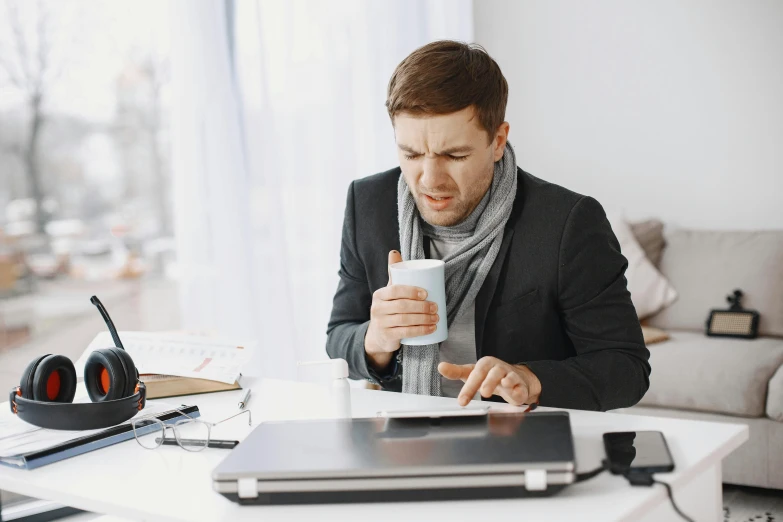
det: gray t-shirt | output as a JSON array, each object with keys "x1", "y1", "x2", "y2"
[{"x1": 429, "y1": 237, "x2": 479, "y2": 399}]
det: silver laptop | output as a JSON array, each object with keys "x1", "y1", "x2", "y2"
[{"x1": 212, "y1": 411, "x2": 575, "y2": 504}]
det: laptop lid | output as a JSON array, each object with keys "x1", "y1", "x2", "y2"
[{"x1": 213, "y1": 411, "x2": 575, "y2": 483}]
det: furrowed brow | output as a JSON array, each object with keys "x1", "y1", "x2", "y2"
[
  {"x1": 437, "y1": 145, "x2": 474, "y2": 155},
  {"x1": 398, "y1": 144, "x2": 421, "y2": 154},
  {"x1": 397, "y1": 144, "x2": 474, "y2": 155}
]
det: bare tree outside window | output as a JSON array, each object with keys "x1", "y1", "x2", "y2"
[{"x1": 0, "y1": 0, "x2": 58, "y2": 234}]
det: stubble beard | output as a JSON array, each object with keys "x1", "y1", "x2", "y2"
[{"x1": 416, "y1": 162, "x2": 494, "y2": 227}]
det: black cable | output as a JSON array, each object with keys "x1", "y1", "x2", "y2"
[
  {"x1": 571, "y1": 461, "x2": 694, "y2": 522},
  {"x1": 575, "y1": 459, "x2": 610, "y2": 482},
  {"x1": 575, "y1": 461, "x2": 695, "y2": 522},
  {"x1": 624, "y1": 472, "x2": 694, "y2": 522},
  {"x1": 652, "y1": 478, "x2": 695, "y2": 522}
]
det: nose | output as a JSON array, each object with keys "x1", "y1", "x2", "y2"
[{"x1": 420, "y1": 156, "x2": 450, "y2": 191}]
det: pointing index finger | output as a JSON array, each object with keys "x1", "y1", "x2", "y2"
[{"x1": 458, "y1": 362, "x2": 493, "y2": 406}]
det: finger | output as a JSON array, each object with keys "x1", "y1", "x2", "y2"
[
  {"x1": 499, "y1": 371, "x2": 528, "y2": 406},
  {"x1": 499, "y1": 383, "x2": 529, "y2": 407},
  {"x1": 374, "y1": 299, "x2": 437, "y2": 315},
  {"x1": 500, "y1": 371, "x2": 522, "y2": 390},
  {"x1": 376, "y1": 285, "x2": 428, "y2": 301},
  {"x1": 388, "y1": 324, "x2": 437, "y2": 340},
  {"x1": 457, "y1": 362, "x2": 493, "y2": 406},
  {"x1": 511, "y1": 383, "x2": 529, "y2": 406},
  {"x1": 437, "y1": 362, "x2": 474, "y2": 382},
  {"x1": 480, "y1": 366, "x2": 508, "y2": 398},
  {"x1": 387, "y1": 250, "x2": 403, "y2": 285},
  {"x1": 379, "y1": 313, "x2": 439, "y2": 328}
]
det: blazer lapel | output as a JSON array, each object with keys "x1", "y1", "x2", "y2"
[
  {"x1": 474, "y1": 168, "x2": 524, "y2": 359},
  {"x1": 474, "y1": 227, "x2": 514, "y2": 358}
]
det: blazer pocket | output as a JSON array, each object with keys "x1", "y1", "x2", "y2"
[
  {"x1": 488, "y1": 289, "x2": 540, "y2": 345},
  {"x1": 495, "y1": 288, "x2": 539, "y2": 314}
]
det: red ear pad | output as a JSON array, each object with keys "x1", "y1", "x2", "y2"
[
  {"x1": 20, "y1": 356, "x2": 49, "y2": 400},
  {"x1": 84, "y1": 349, "x2": 127, "y2": 402},
  {"x1": 99, "y1": 368, "x2": 110, "y2": 394},
  {"x1": 30, "y1": 355, "x2": 77, "y2": 403},
  {"x1": 46, "y1": 370, "x2": 61, "y2": 400},
  {"x1": 109, "y1": 347, "x2": 137, "y2": 398}
]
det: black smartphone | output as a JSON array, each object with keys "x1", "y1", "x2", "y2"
[{"x1": 603, "y1": 431, "x2": 675, "y2": 475}]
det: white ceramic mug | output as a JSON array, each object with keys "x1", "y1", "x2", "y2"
[{"x1": 388, "y1": 259, "x2": 448, "y2": 345}]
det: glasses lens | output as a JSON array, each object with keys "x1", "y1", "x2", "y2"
[
  {"x1": 174, "y1": 419, "x2": 210, "y2": 452},
  {"x1": 133, "y1": 418, "x2": 164, "y2": 449}
]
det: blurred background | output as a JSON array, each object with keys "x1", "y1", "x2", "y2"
[
  {"x1": 0, "y1": 0, "x2": 474, "y2": 391},
  {"x1": 0, "y1": 0, "x2": 781, "y2": 518},
  {"x1": 1, "y1": 0, "x2": 781, "y2": 385}
]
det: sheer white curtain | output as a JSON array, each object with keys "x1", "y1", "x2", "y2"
[
  {"x1": 170, "y1": 1, "x2": 259, "y2": 342},
  {"x1": 172, "y1": 0, "x2": 473, "y2": 379}
]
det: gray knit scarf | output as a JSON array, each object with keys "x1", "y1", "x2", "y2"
[{"x1": 397, "y1": 142, "x2": 518, "y2": 396}]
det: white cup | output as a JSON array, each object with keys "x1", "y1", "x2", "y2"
[{"x1": 389, "y1": 259, "x2": 448, "y2": 345}]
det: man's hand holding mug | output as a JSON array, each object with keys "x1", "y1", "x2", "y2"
[{"x1": 364, "y1": 250, "x2": 440, "y2": 371}]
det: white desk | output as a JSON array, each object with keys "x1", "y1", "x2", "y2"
[{"x1": 0, "y1": 378, "x2": 747, "y2": 522}]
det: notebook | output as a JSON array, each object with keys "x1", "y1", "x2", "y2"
[
  {"x1": 140, "y1": 374, "x2": 241, "y2": 399},
  {"x1": 0, "y1": 403, "x2": 199, "y2": 470},
  {"x1": 75, "y1": 331, "x2": 252, "y2": 399}
]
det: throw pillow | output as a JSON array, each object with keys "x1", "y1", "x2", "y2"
[
  {"x1": 629, "y1": 219, "x2": 666, "y2": 268},
  {"x1": 608, "y1": 214, "x2": 678, "y2": 319}
]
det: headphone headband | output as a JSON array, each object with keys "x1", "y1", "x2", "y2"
[{"x1": 10, "y1": 383, "x2": 147, "y2": 431}]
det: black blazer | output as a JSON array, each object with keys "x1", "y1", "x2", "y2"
[{"x1": 326, "y1": 167, "x2": 650, "y2": 411}]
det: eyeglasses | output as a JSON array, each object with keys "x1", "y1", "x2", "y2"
[{"x1": 131, "y1": 408, "x2": 252, "y2": 452}]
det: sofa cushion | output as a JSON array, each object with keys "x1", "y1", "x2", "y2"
[
  {"x1": 638, "y1": 331, "x2": 783, "y2": 417},
  {"x1": 648, "y1": 229, "x2": 783, "y2": 337},
  {"x1": 767, "y1": 365, "x2": 783, "y2": 421}
]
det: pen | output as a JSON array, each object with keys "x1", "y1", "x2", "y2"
[
  {"x1": 157, "y1": 438, "x2": 239, "y2": 449},
  {"x1": 238, "y1": 388, "x2": 252, "y2": 410}
]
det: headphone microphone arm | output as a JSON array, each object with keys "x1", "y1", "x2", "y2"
[{"x1": 90, "y1": 296, "x2": 125, "y2": 350}]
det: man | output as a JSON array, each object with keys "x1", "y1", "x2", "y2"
[{"x1": 326, "y1": 40, "x2": 650, "y2": 411}]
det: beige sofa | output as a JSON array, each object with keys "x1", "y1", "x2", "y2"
[{"x1": 617, "y1": 228, "x2": 783, "y2": 490}]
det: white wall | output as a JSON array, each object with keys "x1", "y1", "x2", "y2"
[{"x1": 474, "y1": 0, "x2": 783, "y2": 230}]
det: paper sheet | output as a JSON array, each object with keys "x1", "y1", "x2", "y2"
[{"x1": 75, "y1": 331, "x2": 253, "y2": 384}]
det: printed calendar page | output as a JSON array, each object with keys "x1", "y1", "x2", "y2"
[{"x1": 75, "y1": 331, "x2": 253, "y2": 384}]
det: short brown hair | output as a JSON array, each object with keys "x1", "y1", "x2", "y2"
[{"x1": 386, "y1": 40, "x2": 508, "y2": 141}]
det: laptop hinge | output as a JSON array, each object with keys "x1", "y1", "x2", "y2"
[
  {"x1": 237, "y1": 477, "x2": 259, "y2": 499},
  {"x1": 524, "y1": 469, "x2": 547, "y2": 491}
]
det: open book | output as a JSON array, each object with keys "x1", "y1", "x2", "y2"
[{"x1": 75, "y1": 331, "x2": 253, "y2": 399}]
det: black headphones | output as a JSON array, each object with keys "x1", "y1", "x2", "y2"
[{"x1": 9, "y1": 296, "x2": 147, "y2": 430}]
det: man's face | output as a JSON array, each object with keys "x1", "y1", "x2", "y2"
[{"x1": 394, "y1": 106, "x2": 509, "y2": 227}]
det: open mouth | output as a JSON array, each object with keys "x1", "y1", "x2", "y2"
[{"x1": 423, "y1": 194, "x2": 454, "y2": 210}]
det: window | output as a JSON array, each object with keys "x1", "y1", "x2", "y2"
[{"x1": 0, "y1": 0, "x2": 178, "y2": 512}]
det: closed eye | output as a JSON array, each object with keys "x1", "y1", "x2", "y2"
[{"x1": 403, "y1": 153, "x2": 469, "y2": 161}]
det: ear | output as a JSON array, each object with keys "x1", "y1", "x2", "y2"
[{"x1": 492, "y1": 122, "x2": 510, "y2": 161}]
